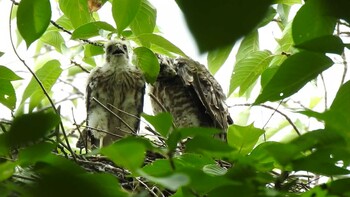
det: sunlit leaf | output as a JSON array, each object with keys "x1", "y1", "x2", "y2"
[
  {"x1": 176, "y1": 0, "x2": 273, "y2": 52},
  {"x1": 21, "y1": 60, "x2": 62, "y2": 111},
  {"x1": 229, "y1": 50, "x2": 273, "y2": 96},
  {"x1": 133, "y1": 47, "x2": 159, "y2": 84},
  {"x1": 71, "y1": 21, "x2": 116, "y2": 39},
  {"x1": 55, "y1": 15, "x2": 74, "y2": 31},
  {"x1": 130, "y1": 0, "x2": 157, "y2": 35},
  {"x1": 294, "y1": 35, "x2": 344, "y2": 55},
  {"x1": 134, "y1": 33, "x2": 187, "y2": 57},
  {"x1": 59, "y1": 0, "x2": 91, "y2": 28},
  {"x1": 0, "y1": 66, "x2": 22, "y2": 81},
  {"x1": 84, "y1": 44, "x2": 104, "y2": 58},
  {"x1": 255, "y1": 52, "x2": 333, "y2": 104},
  {"x1": 227, "y1": 124, "x2": 265, "y2": 155},
  {"x1": 202, "y1": 164, "x2": 227, "y2": 176},
  {"x1": 112, "y1": 0, "x2": 142, "y2": 35},
  {"x1": 40, "y1": 28, "x2": 65, "y2": 53},
  {"x1": 0, "y1": 161, "x2": 15, "y2": 182},
  {"x1": 207, "y1": 44, "x2": 233, "y2": 75},
  {"x1": 17, "y1": 0, "x2": 51, "y2": 47},
  {"x1": 0, "y1": 80, "x2": 16, "y2": 110},
  {"x1": 292, "y1": 0, "x2": 336, "y2": 45},
  {"x1": 274, "y1": 0, "x2": 302, "y2": 5},
  {"x1": 138, "y1": 170, "x2": 190, "y2": 191},
  {"x1": 142, "y1": 113, "x2": 172, "y2": 138},
  {"x1": 236, "y1": 30, "x2": 259, "y2": 62}
]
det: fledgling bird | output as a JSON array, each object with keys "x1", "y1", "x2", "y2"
[
  {"x1": 150, "y1": 55, "x2": 233, "y2": 140},
  {"x1": 80, "y1": 40, "x2": 145, "y2": 148}
]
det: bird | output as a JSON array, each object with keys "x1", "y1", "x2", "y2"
[
  {"x1": 149, "y1": 55, "x2": 233, "y2": 140},
  {"x1": 79, "y1": 40, "x2": 145, "y2": 148}
]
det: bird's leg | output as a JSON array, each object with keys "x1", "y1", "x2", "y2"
[{"x1": 99, "y1": 138, "x2": 104, "y2": 148}]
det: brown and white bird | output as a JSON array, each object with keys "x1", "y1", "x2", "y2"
[
  {"x1": 81, "y1": 40, "x2": 145, "y2": 148},
  {"x1": 150, "y1": 55, "x2": 233, "y2": 140}
]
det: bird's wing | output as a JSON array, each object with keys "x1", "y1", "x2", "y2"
[{"x1": 176, "y1": 58, "x2": 232, "y2": 130}]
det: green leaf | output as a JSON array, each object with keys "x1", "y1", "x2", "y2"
[
  {"x1": 84, "y1": 44, "x2": 104, "y2": 58},
  {"x1": 186, "y1": 136, "x2": 235, "y2": 158},
  {"x1": 101, "y1": 137, "x2": 148, "y2": 172},
  {"x1": 130, "y1": 0, "x2": 157, "y2": 35},
  {"x1": 138, "y1": 170, "x2": 190, "y2": 191},
  {"x1": 0, "y1": 52, "x2": 4, "y2": 57},
  {"x1": 202, "y1": 164, "x2": 227, "y2": 176},
  {"x1": 227, "y1": 124, "x2": 265, "y2": 155},
  {"x1": 71, "y1": 21, "x2": 116, "y2": 39},
  {"x1": 5, "y1": 111, "x2": 60, "y2": 148},
  {"x1": 0, "y1": 161, "x2": 15, "y2": 182},
  {"x1": 59, "y1": 0, "x2": 91, "y2": 28},
  {"x1": 0, "y1": 66, "x2": 22, "y2": 81},
  {"x1": 260, "y1": 66, "x2": 279, "y2": 88},
  {"x1": 133, "y1": 47, "x2": 159, "y2": 84},
  {"x1": 21, "y1": 60, "x2": 62, "y2": 111},
  {"x1": 274, "y1": 0, "x2": 302, "y2": 5},
  {"x1": 142, "y1": 159, "x2": 173, "y2": 177},
  {"x1": 329, "y1": 178, "x2": 350, "y2": 196},
  {"x1": 236, "y1": 30, "x2": 260, "y2": 62},
  {"x1": 324, "y1": 0, "x2": 350, "y2": 24},
  {"x1": 255, "y1": 52, "x2": 333, "y2": 104},
  {"x1": 40, "y1": 28, "x2": 65, "y2": 53},
  {"x1": 207, "y1": 44, "x2": 233, "y2": 75},
  {"x1": 18, "y1": 142, "x2": 55, "y2": 166},
  {"x1": 112, "y1": 0, "x2": 142, "y2": 35},
  {"x1": 292, "y1": 0, "x2": 336, "y2": 45},
  {"x1": 229, "y1": 50, "x2": 273, "y2": 96},
  {"x1": 17, "y1": 0, "x2": 51, "y2": 47},
  {"x1": 294, "y1": 35, "x2": 344, "y2": 55},
  {"x1": 177, "y1": 127, "x2": 221, "y2": 139},
  {"x1": 175, "y1": 0, "x2": 273, "y2": 52},
  {"x1": 142, "y1": 113, "x2": 172, "y2": 138},
  {"x1": 0, "y1": 80, "x2": 16, "y2": 110},
  {"x1": 55, "y1": 15, "x2": 74, "y2": 31},
  {"x1": 134, "y1": 33, "x2": 187, "y2": 57},
  {"x1": 263, "y1": 142, "x2": 301, "y2": 166}
]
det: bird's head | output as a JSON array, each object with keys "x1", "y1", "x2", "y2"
[
  {"x1": 105, "y1": 40, "x2": 130, "y2": 64},
  {"x1": 156, "y1": 54, "x2": 177, "y2": 79}
]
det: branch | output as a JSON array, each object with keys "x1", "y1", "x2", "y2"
[
  {"x1": 230, "y1": 103, "x2": 301, "y2": 136},
  {"x1": 9, "y1": 3, "x2": 77, "y2": 162}
]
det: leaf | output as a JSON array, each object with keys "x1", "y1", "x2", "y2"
[
  {"x1": 84, "y1": 44, "x2": 104, "y2": 58},
  {"x1": 59, "y1": 0, "x2": 91, "y2": 28},
  {"x1": 260, "y1": 66, "x2": 279, "y2": 88},
  {"x1": 133, "y1": 47, "x2": 159, "y2": 84},
  {"x1": 55, "y1": 15, "x2": 74, "y2": 31},
  {"x1": 0, "y1": 52, "x2": 4, "y2": 57},
  {"x1": 5, "y1": 111, "x2": 60, "y2": 148},
  {"x1": 186, "y1": 136, "x2": 235, "y2": 158},
  {"x1": 175, "y1": 0, "x2": 273, "y2": 52},
  {"x1": 324, "y1": 0, "x2": 350, "y2": 24},
  {"x1": 134, "y1": 33, "x2": 187, "y2": 57},
  {"x1": 274, "y1": 0, "x2": 302, "y2": 5},
  {"x1": 138, "y1": 170, "x2": 190, "y2": 191},
  {"x1": 294, "y1": 35, "x2": 344, "y2": 55},
  {"x1": 18, "y1": 142, "x2": 55, "y2": 166},
  {"x1": 207, "y1": 44, "x2": 233, "y2": 75},
  {"x1": 112, "y1": 0, "x2": 142, "y2": 35},
  {"x1": 142, "y1": 113, "x2": 172, "y2": 138},
  {"x1": 0, "y1": 80, "x2": 16, "y2": 110},
  {"x1": 0, "y1": 161, "x2": 15, "y2": 182},
  {"x1": 227, "y1": 124, "x2": 265, "y2": 155},
  {"x1": 292, "y1": 0, "x2": 336, "y2": 45},
  {"x1": 202, "y1": 164, "x2": 227, "y2": 176},
  {"x1": 229, "y1": 50, "x2": 273, "y2": 96},
  {"x1": 254, "y1": 52, "x2": 333, "y2": 104},
  {"x1": 17, "y1": 0, "x2": 51, "y2": 47},
  {"x1": 0, "y1": 66, "x2": 22, "y2": 81},
  {"x1": 21, "y1": 60, "x2": 62, "y2": 111},
  {"x1": 130, "y1": 0, "x2": 157, "y2": 35},
  {"x1": 40, "y1": 28, "x2": 65, "y2": 53},
  {"x1": 101, "y1": 137, "x2": 148, "y2": 172},
  {"x1": 235, "y1": 30, "x2": 260, "y2": 62},
  {"x1": 71, "y1": 21, "x2": 116, "y2": 39}
]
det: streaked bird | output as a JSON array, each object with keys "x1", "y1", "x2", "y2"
[
  {"x1": 79, "y1": 40, "x2": 145, "y2": 148},
  {"x1": 150, "y1": 55, "x2": 233, "y2": 139}
]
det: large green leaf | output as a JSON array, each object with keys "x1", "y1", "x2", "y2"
[
  {"x1": 0, "y1": 161, "x2": 15, "y2": 182},
  {"x1": 134, "y1": 33, "x2": 187, "y2": 57},
  {"x1": 18, "y1": 142, "x2": 55, "y2": 166},
  {"x1": 71, "y1": 21, "x2": 116, "y2": 39},
  {"x1": 235, "y1": 31, "x2": 260, "y2": 62},
  {"x1": 0, "y1": 80, "x2": 16, "y2": 110},
  {"x1": 294, "y1": 35, "x2": 344, "y2": 55},
  {"x1": 142, "y1": 113, "x2": 172, "y2": 138},
  {"x1": 175, "y1": 0, "x2": 273, "y2": 52},
  {"x1": 21, "y1": 60, "x2": 62, "y2": 111},
  {"x1": 130, "y1": 0, "x2": 156, "y2": 35},
  {"x1": 292, "y1": 0, "x2": 336, "y2": 45},
  {"x1": 227, "y1": 124, "x2": 265, "y2": 155},
  {"x1": 84, "y1": 44, "x2": 104, "y2": 58},
  {"x1": 229, "y1": 50, "x2": 273, "y2": 96},
  {"x1": 101, "y1": 137, "x2": 150, "y2": 172},
  {"x1": 112, "y1": 0, "x2": 142, "y2": 35},
  {"x1": 255, "y1": 52, "x2": 333, "y2": 104},
  {"x1": 207, "y1": 44, "x2": 233, "y2": 75},
  {"x1": 133, "y1": 47, "x2": 159, "y2": 84},
  {"x1": 138, "y1": 170, "x2": 189, "y2": 191},
  {"x1": 324, "y1": 0, "x2": 350, "y2": 25},
  {"x1": 0, "y1": 66, "x2": 22, "y2": 81},
  {"x1": 17, "y1": 0, "x2": 51, "y2": 47},
  {"x1": 59, "y1": 0, "x2": 91, "y2": 28},
  {"x1": 40, "y1": 28, "x2": 65, "y2": 53}
]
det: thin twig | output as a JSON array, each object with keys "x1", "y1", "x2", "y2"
[
  {"x1": 320, "y1": 74, "x2": 328, "y2": 110},
  {"x1": 340, "y1": 52, "x2": 348, "y2": 85},
  {"x1": 70, "y1": 60, "x2": 91, "y2": 73},
  {"x1": 9, "y1": 3, "x2": 76, "y2": 161},
  {"x1": 135, "y1": 178, "x2": 159, "y2": 197},
  {"x1": 230, "y1": 103, "x2": 301, "y2": 136}
]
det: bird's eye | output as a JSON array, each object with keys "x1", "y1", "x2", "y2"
[
  {"x1": 107, "y1": 45, "x2": 113, "y2": 53},
  {"x1": 122, "y1": 45, "x2": 127, "y2": 51}
]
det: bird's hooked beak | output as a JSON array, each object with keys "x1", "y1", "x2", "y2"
[{"x1": 111, "y1": 44, "x2": 125, "y2": 55}]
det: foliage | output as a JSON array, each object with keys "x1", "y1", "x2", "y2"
[{"x1": 1, "y1": 0, "x2": 350, "y2": 196}]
